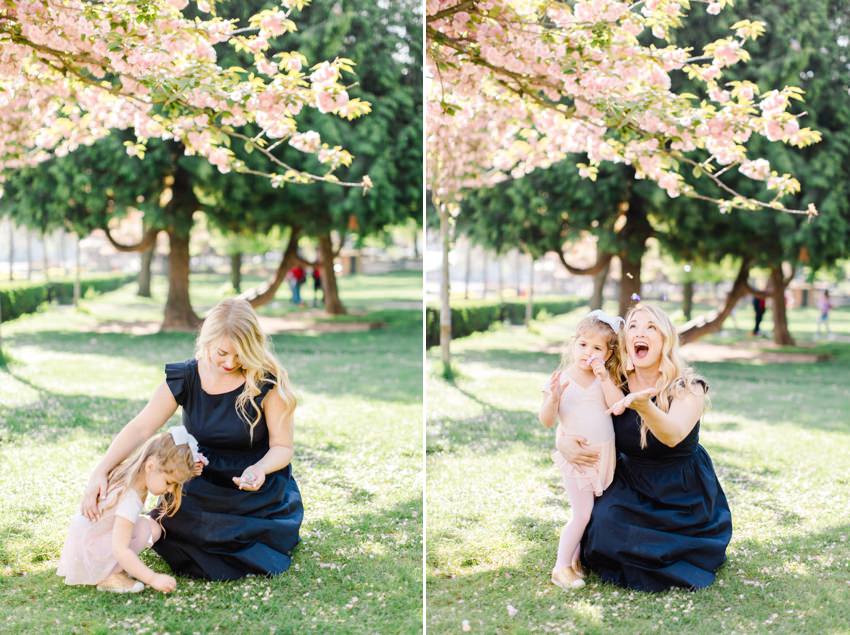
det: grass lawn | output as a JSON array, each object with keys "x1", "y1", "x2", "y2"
[
  {"x1": 0, "y1": 270, "x2": 423, "y2": 634},
  {"x1": 426, "y1": 301, "x2": 850, "y2": 634}
]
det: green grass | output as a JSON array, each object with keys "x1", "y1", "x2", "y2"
[
  {"x1": 0, "y1": 271, "x2": 423, "y2": 634},
  {"x1": 426, "y1": 302, "x2": 850, "y2": 634}
]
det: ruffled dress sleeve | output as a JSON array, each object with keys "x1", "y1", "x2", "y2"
[
  {"x1": 253, "y1": 374, "x2": 279, "y2": 409},
  {"x1": 165, "y1": 361, "x2": 191, "y2": 406},
  {"x1": 114, "y1": 490, "x2": 144, "y2": 522}
]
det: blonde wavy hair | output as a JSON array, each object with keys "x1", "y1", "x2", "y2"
[
  {"x1": 102, "y1": 432, "x2": 195, "y2": 524},
  {"x1": 558, "y1": 313, "x2": 626, "y2": 385},
  {"x1": 619, "y1": 303, "x2": 708, "y2": 448},
  {"x1": 196, "y1": 298, "x2": 296, "y2": 444}
]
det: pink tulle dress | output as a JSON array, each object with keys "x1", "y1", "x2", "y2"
[
  {"x1": 57, "y1": 488, "x2": 152, "y2": 585},
  {"x1": 546, "y1": 372, "x2": 616, "y2": 496}
]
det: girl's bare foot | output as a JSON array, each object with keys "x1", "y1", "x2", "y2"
[
  {"x1": 551, "y1": 566, "x2": 585, "y2": 590},
  {"x1": 96, "y1": 571, "x2": 145, "y2": 593}
]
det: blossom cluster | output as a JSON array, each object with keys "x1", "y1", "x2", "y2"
[
  {"x1": 427, "y1": 0, "x2": 820, "y2": 215},
  {"x1": 0, "y1": 0, "x2": 372, "y2": 189}
]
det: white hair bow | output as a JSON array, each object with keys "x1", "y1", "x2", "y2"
[
  {"x1": 167, "y1": 426, "x2": 208, "y2": 465},
  {"x1": 586, "y1": 309, "x2": 625, "y2": 334}
]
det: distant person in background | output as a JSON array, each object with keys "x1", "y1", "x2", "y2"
[
  {"x1": 752, "y1": 295, "x2": 766, "y2": 336},
  {"x1": 286, "y1": 265, "x2": 307, "y2": 306},
  {"x1": 312, "y1": 264, "x2": 324, "y2": 308},
  {"x1": 817, "y1": 289, "x2": 832, "y2": 339}
]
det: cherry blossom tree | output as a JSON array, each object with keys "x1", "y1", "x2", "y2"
[
  {"x1": 428, "y1": 0, "x2": 820, "y2": 214},
  {"x1": 426, "y1": 0, "x2": 823, "y2": 369},
  {"x1": 0, "y1": 0, "x2": 372, "y2": 190}
]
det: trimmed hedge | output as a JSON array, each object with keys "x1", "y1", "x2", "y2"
[
  {"x1": 426, "y1": 297, "x2": 585, "y2": 347},
  {"x1": 0, "y1": 274, "x2": 135, "y2": 323}
]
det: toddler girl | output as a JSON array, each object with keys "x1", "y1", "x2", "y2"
[
  {"x1": 57, "y1": 426, "x2": 204, "y2": 593},
  {"x1": 538, "y1": 310, "x2": 625, "y2": 590}
]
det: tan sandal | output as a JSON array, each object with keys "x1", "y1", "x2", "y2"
[
  {"x1": 551, "y1": 566, "x2": 585, "y2": 590},
  {"x1": 96, "y1": 571, "x2": 145, "y2": 594}
]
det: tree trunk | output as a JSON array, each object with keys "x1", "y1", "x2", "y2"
[
  {"x1": 590, "y1": 259, "x2": 610, "y2": 310},
  {"x1": 464, "y1": 241, "x2": 471, "y2": 300},
  {"x1": 680, "y1": 259, "x2": 751, "y2": 344},
  {"x1": 7, "y1": 219, "x2": 14, "y2": 281},
  {"x1": 525, "y1": 255, "x2": 535, "y2": 326},
  {"x1": 618, "y1": 251, "x2": 642, "y2": 317},
  {"x1": 60, "y1": 230, "x2": 69, "y2": 276},
  {"x1": 683, "y1": 279, "x2": 694, "y2": 321},
  {"x1": 616, "y1": 182, "x2": 652, "y2": 317},
  {"x1": 497, "y1": 257, "x2": 503, "y2": 302},
  {"x1": 770, "y1": 266, "x2": 794, "y2": 345},
  {"x1": 439, "y1": 203, "x2": 452, "y2": 370},
  {"x1": 319, "y1": 232, "x2": 346, "y2": 315},
  {"x1": 138, "y1": 245, "x2": 154, "y2": 297},
  {"x1": 26, "y1": 229, "x2": 32, "y2": 280},
  {"x1": 42, "y1": 230, "x2": 50, "y2": 282},
  {"x1": 73, "y1": 235, "x2": 81, "y2": 306},
  {"x1": 245, "y1": 227, "x2": 301, "y2": 308},
  {"x1": 161, "y1": 230, "x2": 200, "y2": 331},
  {"x1": 230, "y1": 252, "x2": 243, "y2": 293},
  {"x1": 514, "y1": 250, "x2": 522, "y2": 295},
  {"x1": 481, "y1": 250, "x2": 488, "y2": 299}
]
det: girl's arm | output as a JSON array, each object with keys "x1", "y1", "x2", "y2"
[
  {"x1": 589, "y1": 357, "x2": 625, "y2": 408},
  {"x1": 538, "y1": 371, "x2": 566, "y2": 428},
  {"x1": 233, "y1": 389, "x2": 294, "y2": 491},
  {"x1": 629, "y1": 388, "x2": 705, "y2": 447},
  {"x1": 111, "y1": 517, "x2": 176, "y2": 592},
  {"x1": 81, "y1": 383, "x2": 178, "y2": 520}
]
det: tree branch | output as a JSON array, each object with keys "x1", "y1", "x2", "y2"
[
  {"x1": 104, "y1": 226, "x2": 159, "y2": 253},
  {"x1": 556, "y1": 250, "x2": 613, "y2": 276},
  {"x1": 679, "y1": 257, "x2": 753, "y2": 344}
]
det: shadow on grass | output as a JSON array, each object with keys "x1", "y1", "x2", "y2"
[
  {"x1": 426, "y1": 522, "x2": 850, "y2": 633},
  {"x1": 2, "y1": 318, "x2": 423, "y2": 406},
  {"x1": 1, "y1": 497, "x2": 422, "y2": 635},
  {"x1": 452, "y1": 348, "x2": 560, "y2": 374},
  {"x1": 427, "y1": 380, "x2": 545, "y2": 455}
]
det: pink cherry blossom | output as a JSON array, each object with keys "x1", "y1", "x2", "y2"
[
  {"x1": 0, "y1": 0, "x2": 371, "y2": 190},
  {"x1": 427, "y1": 0, "x2": 820, "y2": 217}
]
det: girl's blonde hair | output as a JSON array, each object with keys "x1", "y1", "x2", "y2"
[
  {"x1": 103, "y1": 432, "x2": 195, "y2": 521},
  {"x1": 196, "y1": 298, "x2": 296, "y2": 444},
  {"x1": 559, "y1": 313, "x2": 626, "y2": 385},
  {"x1": 619, "y1": 303, "x2": 708, "y2": 448}
]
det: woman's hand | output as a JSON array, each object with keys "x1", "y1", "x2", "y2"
[
  {"x1": 149, "y1": 573, "x2": 177, "y2": 593},
  {"x1": 81, "y1": 470, "x2": 108, "y2": 522},
  {"x1": 233, "y1": 465, "x2": 266, "y2": 491},
  {"x1": 606, "y1": 387, "x2": 657, "y2": 416},
  {"x1": 557, "y1": 435, "x2": 600, "y2": 468}
]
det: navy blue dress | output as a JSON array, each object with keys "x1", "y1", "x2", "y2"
[
  {"x1": 152, "y1": 359, "x2": 303, "y2": 580},
  {"x1": 580, "y1": 383, "x2": 732, "y2": 591}
]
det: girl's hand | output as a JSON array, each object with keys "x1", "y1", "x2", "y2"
[
  {"x1": 606, "y1": 387, "x2": 658, "y2": 415},
  {"x1": 81, "y1": 470, "x2": 108, "y2": 522},
  {"x1": 192, "y1": 452, "x2": 209, "y2": 476},
  {"x1": 149, "y1": 573, "x2": 177, "y2": 593},
  {"x1": 557, "y1": 435, "x2": 599, "y2": 468},
  {"x1": 588, "y1": 355, "x2": 607, "y2": 380},
  {"x1": 548, "y1": 371, "x2": 569, "y2": 405},
  {"x1": 233, "y1": 465, "x2": 266, "y2": 491}
]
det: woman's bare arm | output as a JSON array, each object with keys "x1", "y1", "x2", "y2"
[
  {"x1": 630, "y1": 389, "x2": 705, "y2": 447},
  {"x1": 233, "y1": 388, "x2": 294, "y2": 491},
  {"x1": 81, "y1": 383, "x2": 178, "y2": 520}
]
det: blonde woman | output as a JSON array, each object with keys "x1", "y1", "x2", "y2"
[
  {"x1": 79, "y1": 298, "x2": 302, "y2": 580},
  {"x1": 559, "y1": 303, "x2": 732, "y2": 591}
]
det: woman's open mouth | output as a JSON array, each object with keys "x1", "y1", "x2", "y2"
[{"x1": 633, "y1": 342, "x2": 650, "y2": 359}]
